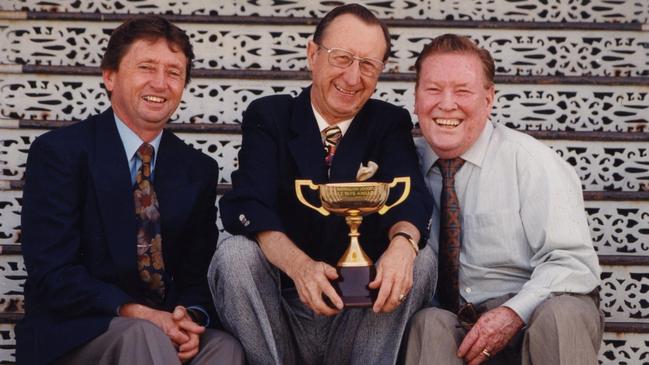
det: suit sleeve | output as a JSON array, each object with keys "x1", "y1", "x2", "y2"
[
  {"x1": 375, "y1": 108, "x2": 432, "y2": 246},
  {"x1": 21, "y1": 135, "x2": 132, "y2": 317},
  {"x1": 175, "y1": 156, "x2": 220, "y2": 322},
  {"x1": 219, "y1": 99, "x2": 286, "y2": 236}
]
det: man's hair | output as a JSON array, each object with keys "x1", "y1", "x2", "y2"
[
  {"x1": 313, "y1": 3, "x2": 391, "y2": 62},
  {"x1": 415, "y1": 34, "x2": 495, "y2": 88},
  {"x1": 100, "y1": 15, "x2": 195, "y2": 85}
]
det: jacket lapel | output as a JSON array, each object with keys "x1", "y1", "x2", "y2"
[
  {"x1": 287, "y1": 88, "x2": 328, "y2": 183},
  {"x1": 92, "y1": 109, "x2": 139, "y2": 284},
  {"x1": 154, "y1": 131, "x2": 200, "y2": 268}
]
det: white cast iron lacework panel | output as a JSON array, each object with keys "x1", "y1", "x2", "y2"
[
  {"x1": 2, "y1": 75, "x2": 648, "y2": 132},
  {"x1": 546, "y1": 140, "x2": 649, "y2": 192},
  {"x1": 600, "y1": 266, "x2": 649, "y2": 323},
  {"x1": 2, "y1": 21, "x2": 649, "y2": 77},
  {"x1": 586, "y1": 200, "x2": 649, "y2": 256},
  {"x1": 0, "y1": 323, "x2": 16, "y2": 363},
  {"x1": 2, "y1": 0, "x2": 647, "y2": 23},
  {"x1": 3, "y1": 128, "x2": 649, "y2": 192},
  {"x1": 0, "y1": 129, "x2": 240, "y2": 184},
  {"x1": 0, "y1": 255, "x2": 24, "y2": 316},
  {"x1": 600, "y1": 332, "x2": 649, "y2": 365},
  {"x1": 0, "y1": 190, "x2": 20, "y2": 246}
]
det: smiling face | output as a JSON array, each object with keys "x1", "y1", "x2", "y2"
[
  {"x1": 415, "y1": 52, "x2": 495, "y2": 159},
  {"x1": 307, "y1": 14, "x2": 387, "y2": 124},
  {"x1": 102, "y1": 37, "x2": 187, "y2": 141}
]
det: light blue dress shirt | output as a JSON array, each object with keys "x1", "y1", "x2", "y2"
[{"x1": 113, "y1": 114, "x2": 210, "y2": 326}]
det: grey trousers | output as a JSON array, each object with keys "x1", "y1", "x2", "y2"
[
  {"x1": 404, "y1": 293, "x2": 604, "y2": 365},
  {"x1": 208, "y1": 235, "x2": 436, "y2": 365},
  {"x1": 54, "y1": 317, "x2": 245, "y2": 365}
]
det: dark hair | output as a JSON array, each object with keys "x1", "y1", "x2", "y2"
[
  {"x1": 101, "y1": 15, "x2": 195, "y2": 85},
  {"x1": 313, "y1": 3, "x2": 391, "y2": 62},
  {"x1": 415, "y1": 34, "x2": 495, "y2": 88}
]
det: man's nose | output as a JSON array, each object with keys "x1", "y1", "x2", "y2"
[
  {"x1": 341, "y1": 60, "x2": 362, "y2": 85},
  {"x1": 438, "y1": 91, "x2": 457, "y2": 110},
  {"x1": 150, "y1": 69, "x2": 167, "y2": 89}
]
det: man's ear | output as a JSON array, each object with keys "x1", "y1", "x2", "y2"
[
  {"x1": 485, "y1": 84, "x2": 495, "y2": 110},
  {"x1": 306, "y1": 40, "x2": 318, "y2": 71},
  {"x1": 102, "y1": 69, "x2": 115, "y2": 93}
]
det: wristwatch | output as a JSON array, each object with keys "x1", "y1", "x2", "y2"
[{"x1": 391, "y1": 231, "x2": 419, "y2": 255}]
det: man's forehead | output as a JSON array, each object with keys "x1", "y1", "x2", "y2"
[
  {"x1": 318, "y1": 15, "x2": 386, "y2": 55},
  {"x1": 122, "y1": 38, "x2": 186, "y2": 64}
]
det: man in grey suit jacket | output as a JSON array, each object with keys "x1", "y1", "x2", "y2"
[{"x1": 17, "y1": 15, "x2": 243, "y2": 365}]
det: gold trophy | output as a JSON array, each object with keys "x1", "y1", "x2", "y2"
[{"x1": 295, "y1": 177, "x2": 410, "y2": 307}]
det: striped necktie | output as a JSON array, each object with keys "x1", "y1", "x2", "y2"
[{"x1": 323, "y1": 125, "x2": 342, "y2": 168}]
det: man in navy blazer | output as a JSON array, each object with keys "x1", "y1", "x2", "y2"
[
  {"x1": 209, "y1": 4, "x2": 435, "y2": 365},
  {"x1": 17, "y1": 16, "x2": 243, "y2": 365}
]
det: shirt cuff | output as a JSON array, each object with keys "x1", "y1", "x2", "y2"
[
  {"x1": 502, "y1": 289, "x2": 549, "y2": 323},
  {"x1": 186, "y1": 306, "x2": 210, "y2": 327}
]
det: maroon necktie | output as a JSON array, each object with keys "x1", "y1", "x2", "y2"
[
  {"x1": 323, "y1": 125, "x2": 342, "y2": 167},
  {"x1": 133, "y1": 143, "x2": 166, "y2": 306},
  {"x1": 435, "y1": 158, "x2": 465, "y2": 313}
]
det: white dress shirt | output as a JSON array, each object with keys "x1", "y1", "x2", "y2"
[{"x1": 417, "y1": 120, "x2": 601, "y2": 322}]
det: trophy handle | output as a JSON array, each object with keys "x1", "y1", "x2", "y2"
[
  {"x1": 378, "y1": 177, "x2": 411, "y2": 215},
  {"x1": 295, "y1": 179, "x2": 330, "y2": 216}
]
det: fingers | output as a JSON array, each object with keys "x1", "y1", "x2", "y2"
[
  {"x1": 178, "y1": 333, "x2": 200, "y2": 353},
  {"x1": 457, "y1": 324, "x2": 479, "y2": 357},
  {"x1": 166, "y1": 327, "x2": 190, "y2": 345},
  {"x1": 295, "y1": 261, "x2": 342, "y2": 316},
  {"x1": 372, "y1": 261, "x2": 413, "y2": 313}
]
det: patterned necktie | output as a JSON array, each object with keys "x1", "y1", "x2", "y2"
[
  {"x1": 435, "y1": 158, "x2": 465, "y2": 313},
  {"x1": 323, "y1": 125, "x2": 342, "y2": 167},
  {"x1": 133, "y1": 143, "x2": 166, "y2": 306}
]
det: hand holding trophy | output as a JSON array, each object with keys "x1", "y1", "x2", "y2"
[{"x1": 295, "y1": 162, "x2": 410, "y2": 307}]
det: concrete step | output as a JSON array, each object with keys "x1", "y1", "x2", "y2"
[
  {"x1": 1, "y1": 19, "x2": 648, "y2": 76},
  {"x1": 2, "y1": 1, "x2": 648, "y2": 23},
  {"x1": 2, "y1": 128, "x2": 649, "y2": 191},
  {"x1": 1, "y1": 72, "x2": 647, "y2": 132}
]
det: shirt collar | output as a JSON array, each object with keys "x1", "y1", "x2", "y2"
[
  {"x1": 311, "y1": 103, "x2": 353, "y2": 136},
  {"x1": 113, "y1": 113, "x2": 163, "y2": 165},
  {"x1": 417, "y1": 120, "x2": 494, "y2": 175}
]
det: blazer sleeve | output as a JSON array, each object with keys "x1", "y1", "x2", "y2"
[
  {"x1": 374, "y1": 108, "x2": 432, "y2": 246},
  {"x1": 21, "y1": 135, "x2": 133, "y2": 317},
  {"x1": 219, "y1": 98, "x2": 288, "y2": 236}
]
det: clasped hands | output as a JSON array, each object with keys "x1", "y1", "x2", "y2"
[
  {"x1": 119, "y1": 303, "x2": 205, "y2": 362},
  {"x1": 289, "y1": 235, "x2": 416, "y2": 316}
]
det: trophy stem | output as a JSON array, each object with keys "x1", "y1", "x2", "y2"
[{"x1": 337, "y1": 210, "x2": 373, "y2": 267}]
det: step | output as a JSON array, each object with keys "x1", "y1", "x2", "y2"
[
  {"x1": 1, "y1": 19, "x2": 648, "y2": 76},
  {"x1": 1, "y1": 73, "x2": 647, "y2": 132},
  {"x1": 2, "y1": 2, "x2": 648, "y2": 23},
  {"x1": 1, "y1": 127, "x2": 649, "y2": 190}
]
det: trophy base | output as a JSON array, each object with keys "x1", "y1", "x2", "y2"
[{"x1": 334, "y1": 265, "x2": 377, "y2": 308}]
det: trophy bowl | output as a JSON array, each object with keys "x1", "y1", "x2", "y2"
[{"x1": 295, "y1": 177, "x2": 410, "y2": 307}]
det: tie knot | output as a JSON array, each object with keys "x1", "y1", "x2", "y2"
[
  {"x1": 137, "y1": 143, "x2": 154, "y2": 164},
  {"x1": 323, "y1": 125, "x2": 342, "y2": 147},
  {"x1": 436, "y1": 158, "x2": 465, "y2": 180}
]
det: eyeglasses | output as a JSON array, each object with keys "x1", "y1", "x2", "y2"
[{"x1": 317, "y1": 44, "x2": 385, "y2": 77}]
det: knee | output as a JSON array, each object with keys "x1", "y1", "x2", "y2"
[
  {"x1": 201, "y1": 330, "x2": 245, "y2": 363},
  {"x1": 528, "y1": 294, "x2": 600, "y2": 339},
  {"x1": 410, "y1": 307, "x2": 457, "y2": 335},
  {"x1": 117, "y1": 318, "x2": 169, "y2": 346},
  {"x1": 208, "y1": 235, "x2": 265, "y2": 283}
]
